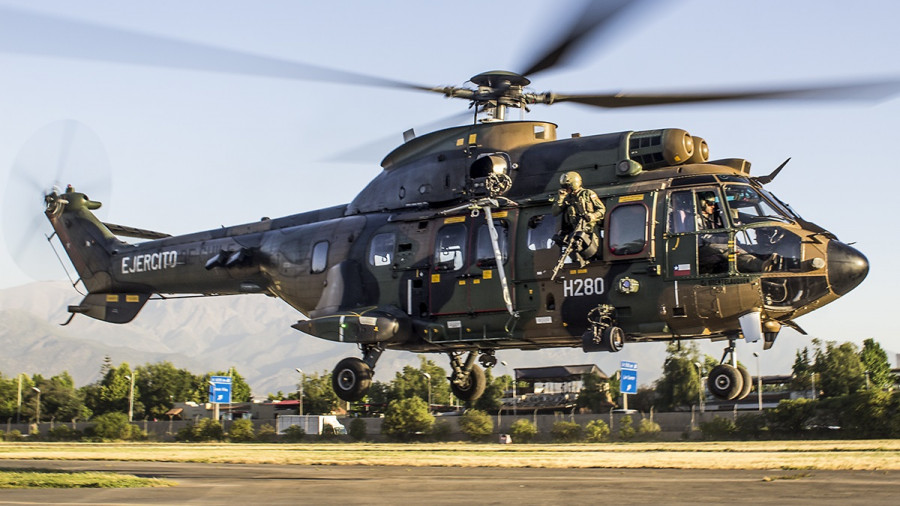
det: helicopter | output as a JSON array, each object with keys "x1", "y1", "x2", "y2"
[{"x1": 3, "y1": 2, "x2": 886, "y2": 403}]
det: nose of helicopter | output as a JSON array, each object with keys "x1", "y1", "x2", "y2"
[{"x1": 827, "y1": 241, "x2": 869, "y2": 296}]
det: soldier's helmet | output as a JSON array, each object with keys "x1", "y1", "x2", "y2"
[{"x1": 559, "y1": 171, "x2": 582, "y2": 191}]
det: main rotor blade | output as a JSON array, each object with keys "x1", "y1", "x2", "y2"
[
  {"x1": 547, "y1": 79, "x2": 900, "y2": 108},
  {"x1": 0, "y1": 6, "x2": 435, "y2": 92},
  {"x1": 328, "y1": 111, "x2": 473, "y2": 165},
  {"x1": 517, "y1": 0, "x2": 652, "y2": 77}
]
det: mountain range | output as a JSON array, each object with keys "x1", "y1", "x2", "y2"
[{"x1": 0, "y1": 281, "x2": 861, "y2": 397}]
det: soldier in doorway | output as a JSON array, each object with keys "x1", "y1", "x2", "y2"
[{"x1": 551, "y1": 171, "x2": 605, "y2": 268}]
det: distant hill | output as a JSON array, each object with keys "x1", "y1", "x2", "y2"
[{"x1": 0, "y1": 281, "x2": 851, "y2": 396}]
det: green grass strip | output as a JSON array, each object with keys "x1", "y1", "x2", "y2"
[{"x1": 0, "y1": 469, "x2": 176, "y2": 489}]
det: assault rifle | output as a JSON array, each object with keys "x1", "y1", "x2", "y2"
[{"x1": 550, "y1": 215, "x2": 589, "y2": 281}]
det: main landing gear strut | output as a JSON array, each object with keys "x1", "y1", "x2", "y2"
[
  {"x1": 447, "y1": 350, "x2": 488, "y2": 402},
  {"x1": 331, "y1": 346, "x2": 494, "y2": 403},
  {"x1": 706, "y1": 339, "x2": 753, "y2": 401}
]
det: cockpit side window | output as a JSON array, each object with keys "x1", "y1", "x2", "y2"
[{"x1": 668, "y1": 191, "x2": 696, "y2": 234}]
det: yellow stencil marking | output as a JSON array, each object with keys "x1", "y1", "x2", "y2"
[{"x1": 618, "y1": 194, "x2": 644, "y2": 203}]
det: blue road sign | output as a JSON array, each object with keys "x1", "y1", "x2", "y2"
[
  {"x1": 620, "y1": 361, "x2": 638, "y2": 394},
  {"x1": 209, "y1": 375, "x2": 232, "y2": 404}
]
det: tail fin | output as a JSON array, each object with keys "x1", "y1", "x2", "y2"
[
  {"x1": 46, "y1": 187, "x2": 151, "y2": 324},
  {"x1": 45, "y1": 186, "x2": 122, "y2": 293}
]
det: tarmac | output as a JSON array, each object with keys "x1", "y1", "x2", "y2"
[{"x1": 0, "y1": 460, "x2": 897, "y2": 505}]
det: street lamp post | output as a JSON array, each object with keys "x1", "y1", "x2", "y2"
[
  {"x1": 295, "y1": 368, "x2": 304, "y2": 416},
  {"x1": 501, "y1": 361, "x2": 516, "y2": 413},
  {"x1": 32, "y1": 387, "x2": 41, "y2": 427},
  {"x1": 125, "y1": 373, "x2": 136, "y2": 422},
  {"x1": 16, "y1": 374, "x2": 23, "y2": 424},
  {"x1": 752, "y1": 352, "x2": 762, "y2": 411},
  {"x1": 422, "y1": 372, "x2": 432, "y2": 413},
  {"x1": 693, "y1": 362, "x2": 704, "y2": 414}
]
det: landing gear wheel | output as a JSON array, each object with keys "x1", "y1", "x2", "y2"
[
  {"x1": 601, "y1": 326, "x2": 625, "y2": 352},
  {"x1": 707, "y1": 364, "x2": 744, "y2": 401},
  {"x1": 451, "y1": 364, "x2": 486, "y2": 401},
  {"x1": 332, "y1": 357, "x2": 372, "y2": 402},
  {"x1": 736, "y1": 365, "x2": 753, "y2": 401}
]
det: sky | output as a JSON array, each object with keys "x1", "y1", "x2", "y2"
[{"x1": 1, "y1": 0, "x2": 899, "y2": 362}]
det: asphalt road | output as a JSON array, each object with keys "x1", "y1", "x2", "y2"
[{"x1": 0, "y1": 460, "x2": 897, "y2": 505}]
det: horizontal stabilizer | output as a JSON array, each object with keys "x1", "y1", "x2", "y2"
[
  {"x1": 67, "y1": 292, "x2": 151, "y2": 324},
  {"x1": 103, "y1": 222, "x2": 172, "y2": 239}
]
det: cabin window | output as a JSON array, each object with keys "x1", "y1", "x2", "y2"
[
  {"x1": 311, "y1": 241, "x2": 329, "y2": 273},
  {"x1": 368, "y1": 233, "x2": 395, "y2": 267},
  {"x1": 608, "y1": 204, "x2": 647, "y2": 255},
  {"x1": 475, "y1": 221, "x2": 508, "y2": 268},
  {"x1": 434, "y1": 223, "x2": 466, "y2": 271},
  {"x1": 668, "y1": 191, "x2": 696, "y2": 234},
  {"x1": 526, "y1": 214, "x2": 556, "y2": 250}
]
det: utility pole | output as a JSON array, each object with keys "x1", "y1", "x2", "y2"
[
  {"x1": 16, "y1": 374, "x2": 23, "y2": 424},
  {"x1": 295, "y1": 368, "x2": 304, "y2": 416},
  {"x1": 126, "y1": 373, "x2": 136, "y2": 422},
  {"x1": 753, "y1": 352, "x2": 762, "y2": 411},
  {"x1": 32, "y1": 387, "x2": 41, "y2": 427}
]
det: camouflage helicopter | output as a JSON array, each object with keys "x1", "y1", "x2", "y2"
[{"x1": 4, "y1": 3, "x2": 884, "y2": 403}]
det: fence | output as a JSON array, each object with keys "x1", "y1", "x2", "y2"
[{"x1": 4, "y1": 408, "x2": 753, "y2": 442}]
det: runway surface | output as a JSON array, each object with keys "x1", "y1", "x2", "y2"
[{"x1": 0, "y1": 460, "x2": 897, "y2": 505}]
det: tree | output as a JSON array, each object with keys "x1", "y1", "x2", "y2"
[
  {"x1": 816, "y1": 341, "x2": 865, "y2": 398},
  {"x1": 90, "y1": 412, "x2": 139, "y2": 440},
  {"x1": 0, "y1": 373, "x2": 20, "y2": 420},
  {"x1": 82, "y1": 362, "x2": 137, "y2": 417},
  {"x1": 551, "y1": 421, "x2": 583, "y2": 442},
  {"x1": 474, "y1": 369, "x2": 510, "y2": 412},
  {"x1": 381, "y1": 397, "x2": 434, "y2": 441},
  {"x1": 654, "y1": 342, "x2": 701, "y2": 410},
  {"x1": 134, "y1": 362, "x2": 202, "y2": 420},
  {"x1": 295, "y1": 371, "x2": 340, "y2": 414},
  {"x1": 576, "y1": 372, "x2": 611, "y2": 413},
  {"x1": 200, "y1": 368, "x2": 251, "y2": 403},
  {"x1": 584, "y1": 419, "x2": 610, "y2": 442},
  {"x1": 35, "y1": 372, "x2": 89, "y2": 423},
  {"x1": 459, "y1": 409, "x2": 494, "y2": 441},
  {"x1": 229, "y1": 419, "x2": 256, "y2": 442},
  {"x1": 509, "y1": 419, "x2": 538, "y2": 443},
  {"x1": 859, "y1": 339, "x2": 894, "y2": 390},
  {"x1": 791, "y1": 347, "x2": 813, "y2": 391},
  {"x1": 388, "y1": 356, "x2": 451, "y2": 407}
]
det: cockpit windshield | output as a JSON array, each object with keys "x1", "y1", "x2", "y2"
[
  {"x1": 757, "y1": 186, "x2": 802, "y2": 220},
  {"x1": 723, "y1": 185, "x2": 792, "y2": 225}
]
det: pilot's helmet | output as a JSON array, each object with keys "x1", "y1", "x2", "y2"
[
  {"x1": 701, "y1": 195, "x2": 716, "y2": 207},
  {"x1": 559, "y1": 171, "x2": 582, "y2": 191}
]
